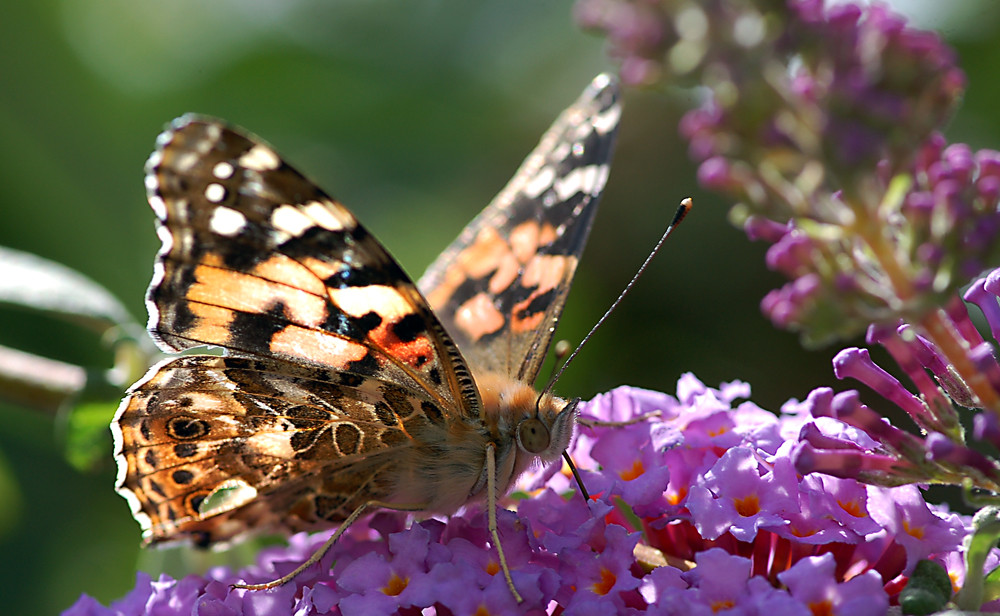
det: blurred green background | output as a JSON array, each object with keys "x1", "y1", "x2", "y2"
[{"x1": 3, "y1": 1, "x2": 1000, "y2": 613}]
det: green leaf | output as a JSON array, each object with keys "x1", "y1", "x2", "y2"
[
  {"x1": 64, "y1": 400, "x2": 119, "y2": 472},
  {"x1": 0, "y1": 247, "x2": 159, "y2": 413},
  {"x1": 0, "y1": 245, "x2": 135, "y2": 335},
  {"x1": 0, "y1": 449, "x2": 24, "y2": 539}
]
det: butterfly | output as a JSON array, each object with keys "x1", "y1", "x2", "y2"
[{"x1": 112, "y1": 73, "x2": 621, "y2": 600}]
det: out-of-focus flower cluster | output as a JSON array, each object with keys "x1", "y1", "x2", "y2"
[
  {"x1": 751, "y1": 135, "x2": 1000, "y2": 350},
  {"x1": 68, "y1": 378, "x2": 992, "y2": 615},
  {"x1": 578, "y1": 0, "x2": 987, "y2": 349}
]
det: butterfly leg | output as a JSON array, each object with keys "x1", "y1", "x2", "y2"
[
  {"x1": 232, "y1": 499, "x2": 427, "y2": 591},
  {"x1": 485, "y1": 442, "x2": 524, "y2": 604}
]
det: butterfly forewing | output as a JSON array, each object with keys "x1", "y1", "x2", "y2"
[
  {"x1": 417, "y1": 74, "x2": 621, "y2": 383},
  {"x1": 144, "y1": 116, "x2": 480, "y2": 418}
]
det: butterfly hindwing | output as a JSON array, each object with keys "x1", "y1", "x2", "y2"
[
  {"x1": 417, "y1": 74, "x2": 621, "y2": 383},
  {"x1": 114, "y1": 355, "x2": 430, "y2": 545},
  {"x1": 144, "y1": 116, "x2": 480, "y2": 419}
]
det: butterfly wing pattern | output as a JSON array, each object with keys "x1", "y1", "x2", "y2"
[
  {"x1": 113, "y1": 75, "x2": 621, "y2": 571},
  {"x1": 419, "y1": 74, "x2": 621, "y2": 383}
]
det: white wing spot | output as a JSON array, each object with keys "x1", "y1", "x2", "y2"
[
  {"x1": 331, "y1": 285, "x2": 414, "y2": 319},
  {"x1": 592, "y1": 103, "x2": 622, "y2": 136},
  {"x1": 212, "y1": 161, "x2": 235, "y2": 179},
  {"x1": 523, "y1": 166, "x2": 556, "y2": 199},
  {"x1": 239, "y1": 145, "x2": 281, "y2": 171},
  {"x1": 209, "y1": 206, "x2": 247, "y2": 236},
  {"x1": 303, "y1": 200, "x2": 352, "y2": 231},
  {"x1": 204, "y1": 183, "x2": 227, "y2": 203},
  {"x1": 155, "y1": 225, "x2": 173, "y2": 257},
  {"x1": 272, "y1": 204, "x2": 313, "y2": 237},
  {"x1": 174, "y1": 152, "x2": 199, "y2": 173},
  {"x1": 551, "y1": 141, "x2": 571, "y2": 162},
  {"x1": 154, "y1": 129, "x2": 174, "y2": 149},
  {"x1": 553, "y1": 164, "x2": 608, "y2": 202}
]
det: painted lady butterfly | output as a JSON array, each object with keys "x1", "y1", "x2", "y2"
[{"x1": 112, "y1": 73, "x2": 621, "y2": 599}]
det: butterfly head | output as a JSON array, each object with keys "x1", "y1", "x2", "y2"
[
  {"x1": 508, "y1": 392, "x2": 579, "y2": 499},
  {"x1": 476, "y1": 372, "x2": 578, "y2": 466},
  {"x1": 517, "y1": 396, "x2": 579, "y2": 463}
]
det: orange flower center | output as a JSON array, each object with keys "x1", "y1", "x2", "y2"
[
  {"x1": 667, "y1": 486, "x2": 688, "y2": 505},
  {"x1": 733, "y1": 494, "x2": 760, "y2": 517},
  {"x1": 620, "y1": 460, "x2": 645, "y2": 481},
  {"x1": 903, "y1": 520, "x2": 925, "y2": 540},
  {"x1": 838, "y1": 499, "x2": 864, "y2": 517},
  {"x1": 592, "y1": 567, "x2": 617, "y2": 595},
  {"x1": 382, "y1": 573, "x2": 408, "y2": 596},
  {"x1": 789, "y1": 524, "x2": 818, "y2": 538},
  {"x1": 809, "y1": 599, "x2": 834, "y2": 616}
]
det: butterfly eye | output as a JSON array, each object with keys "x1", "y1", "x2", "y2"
[{"x1": 517, "y1": 418, "x2": 551, "y2": 454}]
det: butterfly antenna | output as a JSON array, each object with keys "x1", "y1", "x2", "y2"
[{"x1": 538, "y1": 198, "x2": 693, "y2": 403}]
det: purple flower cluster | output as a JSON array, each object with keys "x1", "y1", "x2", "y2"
[
  {"x1": 67, "y1": 376, "x2": 986, "y2": 615},
  {"x1": 578, "y1": 0, "x2": 1000, "y2": 519},
  {"x1": 572, "y1": 0, "x2": 1000, "y2": 611},
  {"x1": 685, "y1": 1, "x2": 974, "y2": 346},
  {"x1": 791, "y1": 264, "x2": 1000, "y2": 495}
]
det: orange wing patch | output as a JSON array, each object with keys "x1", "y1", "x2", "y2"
[
  {"x1": 187, "y1": 255, "x2": 330, "y2": 329},
  {"x1": 423, "y1": 220, "x2": 576, "y2": 340},
  {"x1": 269, "y1": 325, "x2": 369, "y2": 367},
  {"x1": 368, "y1": 317, "x2": 436, "y2": 370},
  {"x1": 510, "y1": 254, "x2": 574, "y2": 334},
  {"x1": 508, "y1": 220, "x2": 558, "y2": 263},
  {"x1": 455, "y1": 293, "x2": 506, "y2": 341}
]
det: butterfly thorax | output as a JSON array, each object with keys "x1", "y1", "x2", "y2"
[{"x1": 383, "y1": 370, "x2": 575, "y2": 516}]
